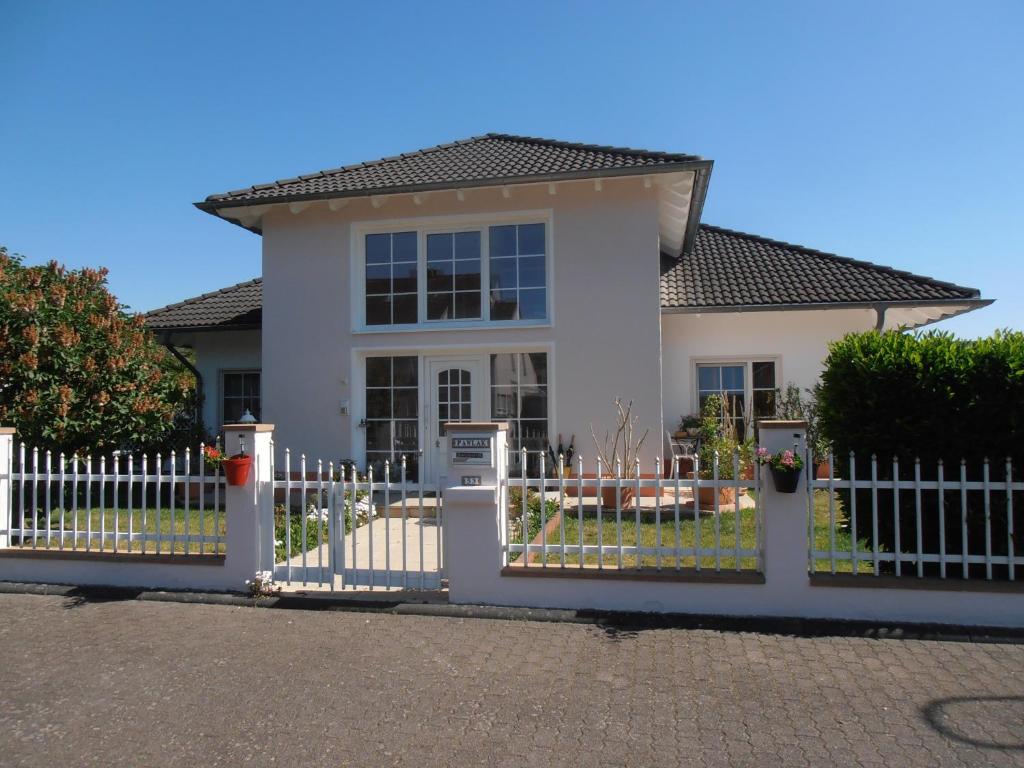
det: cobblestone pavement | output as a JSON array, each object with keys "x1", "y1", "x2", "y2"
[{"x1": 0, "y1": 593, "x2": 1022, "y2": 767}]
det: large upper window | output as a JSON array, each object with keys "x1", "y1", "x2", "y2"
[
  {"x1": 490, "y1": 352, "x2": 548, "y2": 476},
  {"x1": 358, "y1": 219, "x2": 548, "y2": 328},
  {"x1": 696, "y1": 360, "x2": 777, "y2": 436},
  {"x1": 489, "y1": 223, "x2": 546, "y2": 320},
  {"x1": 365, "y1": 356, "x2": 419, "y2": 479},
  {"x1": 426, "y1": 231, "x2": 482, "y2": 320},
  {"x1": 365, "y1": 232, "x2": 418, "y2": 325}
]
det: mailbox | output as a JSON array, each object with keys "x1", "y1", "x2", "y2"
[{"x1": 443, "y1": 422, "x2": 507, "y2": 488}]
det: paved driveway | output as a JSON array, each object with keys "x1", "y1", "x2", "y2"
[{"x1": 0, "y1": 592, "x2": 1021, "y2": 767}]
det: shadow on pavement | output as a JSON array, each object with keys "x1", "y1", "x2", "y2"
[{"x1": 921, "y1": 696, "x2": 1024, "y2": 750}]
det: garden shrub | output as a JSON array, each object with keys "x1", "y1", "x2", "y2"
[
  {"x1": 0, "y1": 247, "x2": 195, "y2": 454},
  {"x1": 818, "y1": 330, "x2": 1024, "y2": 577}
]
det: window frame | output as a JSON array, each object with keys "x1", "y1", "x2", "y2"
[
  {"x1": 219, "y1": 369, "x2": 261, "y2": 426},
  {"x1": 691, "y1": 356, "x2": 781, "y2": 436},
  {"x1": 352, "y1": 210, "x2": 553, "y2": 333}
]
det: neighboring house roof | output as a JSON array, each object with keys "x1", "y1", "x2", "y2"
[
  {"x1": 199, "y1": 133, "x2": 707, "y2": 207},
  {"x1": 146, "y1": 225, "x2": 985, "y2": 333},
  {"x1": 145, "y1": 278, "x2": 262, "y2": 333},
  {"x1": 660, "y1": 225, "x2": 984, "y2": 312}
]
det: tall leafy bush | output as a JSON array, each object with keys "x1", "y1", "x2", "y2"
[
  {"x1": 0, "y1": 247, "x2": 195, "y2": 454},
  {"x1": 818, "y1": 330, "x2": 1024, "y2": 577}
]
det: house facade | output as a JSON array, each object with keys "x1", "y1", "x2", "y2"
[{"x1": 146, "y1": 134, "x2": 989, "y2": 478}]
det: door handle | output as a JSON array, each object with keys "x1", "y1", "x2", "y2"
[{"x1": 435, "y1": 439, "x2": 441, "y2": 448}]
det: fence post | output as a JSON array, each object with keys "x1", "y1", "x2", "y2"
[
  {"x1": 757, "y1": 420, "x2": 811, "y2": 597},
  {"x1": 441, "y1": 422, "x2": 508, "y2": 604},
  {"x1": 222, "y1": 423, "x2": 275, "y2": 589},
  {"x1": 0, "y1": 428, "x2": 13, "y2": 549}
]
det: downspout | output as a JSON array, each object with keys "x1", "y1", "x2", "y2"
[
  {"x1": 163, "y1": 341, "x2": 204, "y2": 427},
  {"x1": 874, "y1": 304, "x2": 887, "y2": 331}
]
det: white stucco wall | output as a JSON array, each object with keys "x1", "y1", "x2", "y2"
[
  {"x1": 190, "y1": 330, "x2": 262, "y2": 433},
  {"x1": 260, "y1": 180, "x2": 664, "y2": 466},
  {"x1": 660, "y1": 308, "x2": 878, "y2": 431}
]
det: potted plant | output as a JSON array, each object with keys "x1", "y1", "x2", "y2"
[
  {"x1": 675, "y1": 414, "x2": 701, "y2": 438},
  {"x1": 755, "y1": 446, "x2": 804, "y2": 493},
  {"x1": 590, "y1": 398, "x2": 649, "y2": 509},
  {"x1": 775, "y1": 382, "x2": 831, "y2": 478},
  {"x1": 204, "y1": 442, "x2": 252, "y2": 486},
  {"x1": 693, "y1": 394, "x2": 752, "y2": 507}
]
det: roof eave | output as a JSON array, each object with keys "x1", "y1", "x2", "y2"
[
  {"x1": 149, "y1": 323, "x2": 263, "y2": 335},
  {"x1": 679, "y1": 163, "x2": 712, "y2": 257},
  {"x1": 194, "y1": 160, "x2": 715, "y2": 234},
  {"x1": 660, "y1": 298, "x2": 992, "y2": 315}
]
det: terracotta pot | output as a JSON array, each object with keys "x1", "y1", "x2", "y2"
[
  {"x1": 814, "y1": 461, "x2": 831, "y2": 480},
  {"x1": 696, "y1": 485, "x2": 736, "y2": 508},
  {"x1": 771, "y1": 466, "x2": 801, "y2": 493},
  {"x1": 223, "y1": 455, "x2": 252, "y2": 486},
  {"x1": 740, "y1": 464, "x2": 754, "y2": 481},
  {"x1": 600, "y1": 484, "x2": 634, "y2": 509}
]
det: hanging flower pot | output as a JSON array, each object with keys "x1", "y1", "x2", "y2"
[
  {"x1": 223, "y1": 454, "x2": 253, "y2": 486},
  {"x1": 770, "y1": 466, "x2": 801, "y2": 494},
  {"x1": 756, "y1": 446, "x2": 804, "y2": 494}
]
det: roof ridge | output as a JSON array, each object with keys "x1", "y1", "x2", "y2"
[
  {"x1": 145, "y1": 277, "x2": 262, "y2": 317},
  {"x1": 698, "y1": 223, "x2": 979, "y2": 298},
  {"x1": 481, "y1": 133, "x2": 702, "y2": 162}
]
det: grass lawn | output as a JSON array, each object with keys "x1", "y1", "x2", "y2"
[
  {"x1": 520, "y1": 489, "x2": 874, "y2": 573},
  {"x1": 8, "y1": 506, "x2": 225, "y2": 555}
]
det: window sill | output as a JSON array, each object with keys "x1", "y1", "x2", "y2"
[{"x1": 354, "y1": 320, "x2": 551, "y2": 335}]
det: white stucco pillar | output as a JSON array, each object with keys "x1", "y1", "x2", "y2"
[
  {"x1": 756, "y1": 420, "x2": 810, "y2": 597},
  {"x1": 441, "y1": 422, "x2": 508, "y2": 605},
  {"x1": 0, "y1": 428, "x2": 13, "y2": 548},
  {"x1": 221, "y1": 423, "x2": 275, "y2": 588}
]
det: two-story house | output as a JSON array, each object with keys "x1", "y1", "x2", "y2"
[{"x1": 146, "y1": 134, "x2": 989, "y2": 479}]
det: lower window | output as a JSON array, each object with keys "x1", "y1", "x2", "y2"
[
  {"x1": 365, "y1": 356, "x2": 419, "y2": 480},
  {"x1": 222, "y1": 370, "x2": 261, "y2": 423},
  {"x1": 490, "y1": 352, "x2": 548, "y2": 476},
  {"x1": 695, "y1": 360, "x2": 777, "y2": 436}
]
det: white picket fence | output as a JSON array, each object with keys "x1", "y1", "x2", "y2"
[
  {"x1": 0, "y1": 443, "x2": 226, "y2": 555},
  {"x1": 270, "y1": 447, "x2": 444, "y2": 591},
  {"x1": 503, "y1": 448, "x2": 762, "y2": 573},
  {"x1": 808, "y1": 451, "x2": 1021, "y2": 581}
]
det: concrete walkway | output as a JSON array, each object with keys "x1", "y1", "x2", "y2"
[
  {"x1": 0, "y1": 592, "x2": 1021, "y2": 767},
  {"x1": 280, "y1": 516, "x2": 442, "y2": 591}
]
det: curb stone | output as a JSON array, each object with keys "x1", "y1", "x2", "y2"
[{"x1": 0, "y1": 579, "x2": 1021, "y2": 644}]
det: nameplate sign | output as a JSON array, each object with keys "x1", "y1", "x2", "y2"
[
  {"x1": 450, "y1": 436, "x2": 492, "y2": 466},
  {"x1": 461, "y1": 475, "x2": 482, "y2": 486}
]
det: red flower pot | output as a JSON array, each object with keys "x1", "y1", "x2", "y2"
[{"x1": 223, "y1": 455, "x2": 252, "y2": 486}]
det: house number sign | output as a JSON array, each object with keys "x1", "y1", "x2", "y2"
[
  {"x1": 461, "y1": 475, "x2": 482, "y2": 486},
  {"x1": 450, "y1": 436, "x2": 492, "y2": 466}
]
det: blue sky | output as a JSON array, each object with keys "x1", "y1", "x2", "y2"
[{"x1": 1, "y1": 0, "x2": 1021, "y2": 337}]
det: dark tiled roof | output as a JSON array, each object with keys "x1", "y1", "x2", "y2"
[
  {"x1": 145, "y1": 225, "x2": 982, "y2": 333},
  {"x1": 144, "y1": 278, "x2": 262, "y2": 332},
  {"x1": 199, "y1": 133, "x2": 706, "y2": 207},
  {"x1": 660, "y1": 225, "x2": 981, "y2": 310}
]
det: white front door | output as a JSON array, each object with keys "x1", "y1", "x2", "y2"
[{"x1": 426, "y1": 357, "x2": 485, "y2": 484}]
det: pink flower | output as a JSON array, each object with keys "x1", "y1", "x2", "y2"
[
  {"x1": 781, "y1": 450, "x2": 795, "y2": 467},
  {"x1": 756, "y1": 446, "x2": 769, "y2": 458}
]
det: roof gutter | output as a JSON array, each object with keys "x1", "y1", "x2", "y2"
[
  {"x1": 660, "y1": 298, "x2": 991, "y2": 315},
  {"x1": 661, "y1": 299, "x2": 992, "y2": 333}
]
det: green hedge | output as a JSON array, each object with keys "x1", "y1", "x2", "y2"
[{"x1": 818, "y1": 330, "x2": 1024, "y2": 578}]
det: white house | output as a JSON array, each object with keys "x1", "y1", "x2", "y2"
[{"x1": 145, "y1": 134, "x2": 989, "y2": 479}]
